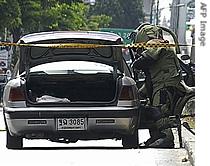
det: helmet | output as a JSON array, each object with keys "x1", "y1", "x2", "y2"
[{"x1": 134, "y1": 24, "x2": 163, "y2": 43}]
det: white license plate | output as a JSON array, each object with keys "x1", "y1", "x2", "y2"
[{"x1": 57, "y1": 118, "x2": 87, "y2": 130}]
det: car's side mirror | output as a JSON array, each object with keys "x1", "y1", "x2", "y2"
[{"x1": 181, "y1": 54, "x2": 190, "y2": 60}]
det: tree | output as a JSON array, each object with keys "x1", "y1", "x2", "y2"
[
  {"x1": 58, "y1": 0, "x2": 83, "y2": 3},
  {"x1": 90, "y1": 0, "x2": 144, "y2": 29},
  {"x1": 119, "y1": 0, "x2": 144, "y2": 28},
  {"x1": 89, "y1": 0, "x2": 124, "y2": 28},
  {"x1": 88, "y1": 15, "x2": 112, "y2": 30},
  {"x1": 0, "y1": 0, "x2": 112, "y2": 42},
  {"x1": 0, "y1": 0, "x2": 21, "y2": 39},
  {"x1": 18, "y1": 0, "x2": 42, "y2": 33},
  {"x1": 40, "y1": 2, "x2": 111, "y2": 31}
]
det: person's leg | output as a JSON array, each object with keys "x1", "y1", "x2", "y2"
[{"x1": 145, "y1": 89, "x2": 175, "y2": 148}]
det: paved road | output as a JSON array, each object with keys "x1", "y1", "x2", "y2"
[
  {"x1": 0, "y1": 131, "x2": 191, "y2": 166},
  {"x1": 0, "y1": 109, "x2": 191, "y2": 166}
]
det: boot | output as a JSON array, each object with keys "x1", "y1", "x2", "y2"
[
  {"x1": 146, "y1": 137, "x2": 174, "y2": 148},
  {"x1": 144, "y1": 129, "x2": 174, "y2": 148}
]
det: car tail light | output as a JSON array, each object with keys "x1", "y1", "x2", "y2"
[
  {"x1": 8, "y1": 87, "x2": 25, "y2": 101},
  {"x1": 119, "y1": 86, "x2": 134, "y2": 100}
]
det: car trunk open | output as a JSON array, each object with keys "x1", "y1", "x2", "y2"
[
  {"x1": 18, "y1": 37, "x2": 124, "y2": 105},
  {"x1": 25, "y1": 71, "x2": 120, "y2": 105}
]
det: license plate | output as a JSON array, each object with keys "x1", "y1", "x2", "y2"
[{"x1": 57, "y1": 118, "x2": 87, "y2": 130}]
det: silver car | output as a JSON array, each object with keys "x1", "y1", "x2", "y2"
[{"x1": 3, "y1": 31, "x2": 140, "y2": 149}]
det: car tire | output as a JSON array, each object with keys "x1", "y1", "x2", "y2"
[
  {"x1": 6, "y1": 130, "x2": 23, "y2": 149},
  {"x1": 122, "y1": 130, "x2": 139, "y2": 149}
]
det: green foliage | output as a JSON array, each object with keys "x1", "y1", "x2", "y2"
[
  {"x1": 41, "y1": 2, "x2": 76, "y2": 30},
  {"x1": 40, "y1": 2, "x2": 111, "y2": 31},
  {"x1": 88, "y1": 15, "x2": 112, "y2": 30},
  {"x1": 0, "y1": 0, "x2": 112, "y2": 36},
  {"x1": 66, "y1": 3, "x2": 88, "y2": 30},
  {"x1": 18, "y1": 0, "x2": 42, "y2": 33},
  {"x1": 0, "y1": 0, "x2": 21, "y2": 31},
  {"x1": 0, "y1": 0, "x2": 144, "y2": 38},
  {"x1": 58, "y1": 0, "x2": 83, "y2": 3},
  {"x1": 90, "y1": 0, "x2": 144, "y2": 29}
]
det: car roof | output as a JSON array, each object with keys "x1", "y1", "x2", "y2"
[{"x1": 19, "y1": 31, "x2": 122, "y2": 43}]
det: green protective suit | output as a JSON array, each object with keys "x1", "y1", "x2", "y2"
[
  {"x1": 141, "y1": 39, "x2": 182, "y2": 98},
  {"x1": 133, "y1": 25, "x2": 185, "y2": 147}
]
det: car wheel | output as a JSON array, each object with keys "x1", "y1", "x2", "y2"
[
  {"x1": 122, "y1": 130, "x2": 139, "y2": 149},
  {"x1": 6, "y1": 130, "x2": 23, "y2": 149}
]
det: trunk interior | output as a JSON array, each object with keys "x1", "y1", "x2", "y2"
[{"x1": 26, "y1": 73, "x2": 118, "y2": 104}]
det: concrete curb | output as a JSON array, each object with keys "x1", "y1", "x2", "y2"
[{"x1": 182, "y1": 126, "x2": 195, "y2": 166}]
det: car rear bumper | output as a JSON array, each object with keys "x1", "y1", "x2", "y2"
[{"x1": 4, "y1": 106, "x2": 139, "y2": 139}]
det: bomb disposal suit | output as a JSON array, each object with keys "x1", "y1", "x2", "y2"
[{"x1": 132, "y1": 24, "x2": 185, "y2": 147}]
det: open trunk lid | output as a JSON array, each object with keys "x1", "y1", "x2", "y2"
[{"x1": 18, "y1": 31, "x2": 124, "y2": 74}]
